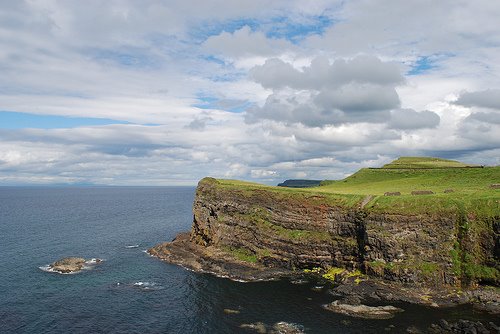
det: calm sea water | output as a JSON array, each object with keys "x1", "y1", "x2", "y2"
[{"x1": 0, "y1": 187, "x2": 496, "y2": 334}]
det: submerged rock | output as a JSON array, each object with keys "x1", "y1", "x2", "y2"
[
  {"x1": 426, "y1": 319, "x2": 499, "y2": 333},
  {"x1": 240, "y1": 322, "x2": 305, "y2": 334},
  {"x1": 271, "y1": 322, "x2": 305, "y2": 334},
  {"x1": 240, "y1": 322, "x2": 267, "y2": 333},
  {"x1": 323, "y1": 300, "x2": 404, "y2": 319},
  {"x1": 46, "y1": 257, "x2": 102, "y2": 274}
]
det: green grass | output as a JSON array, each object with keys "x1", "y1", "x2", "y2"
[
  {"x1": 381, "y1": 156, "x2": 480, "y2": 169},
  {"x1": 317, "y1": 166, "x2": 499, "y2": 196},
  {"x1": 208, "y1": 157, "x2": 499, "y2": 216},
  {"x1": 223, "y1": 246, "x2": 258, "y2": 263},
  {"x1": 215, "y1": 178, "x2": 365, "y2": 209}
]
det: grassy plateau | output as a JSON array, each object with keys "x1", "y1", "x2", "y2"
[{"x1": 213, "y1": 157, "x2": 500, "y2": 216}]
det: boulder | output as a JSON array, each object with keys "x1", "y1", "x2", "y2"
[{"x1": 323, "y1": 300, "x2": 403, "y2": 319}]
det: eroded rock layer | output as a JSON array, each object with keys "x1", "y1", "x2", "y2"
[{"x1": 152, "y1": 177, "x2": 499, "y2": 290}]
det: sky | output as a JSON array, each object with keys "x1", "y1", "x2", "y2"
[{"x1": 1, "y1": 0, "x2": 499, "y2": 186}]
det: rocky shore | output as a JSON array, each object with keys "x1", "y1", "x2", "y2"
[
  {"x1": 150, "y1": 176, "x2": 499, "y2": 325},
  {"x1": 148, "y1": 233, "x2": 292, "y2": 282},
  {"x1": 149, "y1": 233, "x2": 499, "y2": 316}
]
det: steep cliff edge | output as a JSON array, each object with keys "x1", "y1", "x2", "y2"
[{"x1": 150, "y1": 158, "x2": 499, "y2": 308}]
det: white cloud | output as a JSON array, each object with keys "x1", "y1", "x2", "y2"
[
  {"x1": 454, "y1": 89, "x2": 500, "y2": 110},
  {"x1": 246, "y1": 55, "x2": 410, "y2": 127},
  {"x1": 204, "y1": 26, "x2": 295, "y2": 58},
  {"x1": 387, "y1": 109, "x2": 440, "y2": 130},
  {"x1": 0, "y1": 0, "x2": 499, "y2": 185}
]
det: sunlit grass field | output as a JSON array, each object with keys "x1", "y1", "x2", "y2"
[{"x1": 212, "y1": 157, "x2": 500, "y2": 215}]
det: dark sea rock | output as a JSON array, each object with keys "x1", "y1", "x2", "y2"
[
  {"x1": 240, "y1": 321, "x2": 305, "y2": 334},
  {"x1": 427, "y1": 319, "x2": 499, "y2": 333},
  {"x1": 323, "y1": 300, "x2": 403, "y2": 319}
]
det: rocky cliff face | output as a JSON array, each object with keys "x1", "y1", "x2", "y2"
[{"x1": 189, "y1": 178, "x2": 499, "y2": 288}]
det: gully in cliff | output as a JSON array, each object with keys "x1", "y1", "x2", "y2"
[{"x1": 149, "y1": 157, "x2": 500, "y2": 313}]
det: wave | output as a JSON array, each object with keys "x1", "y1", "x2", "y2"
[
  {"x1": 38, "y1": 265, "x2": 76, "y2": 275},
  {"x1": 132, "y1": 281, "x2": 164, "y2": 291},
  {"x1": 85, "y1": 258, "x2": 103, "y2": 264},
  {"x1": 143, "y1": 250, "x2": 154, "y2": 257}
]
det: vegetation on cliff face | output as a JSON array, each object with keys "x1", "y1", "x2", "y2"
[{"x1": 194, "y1": 157, "x2": 499, "y2": 288}]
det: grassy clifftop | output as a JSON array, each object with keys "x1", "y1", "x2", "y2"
[
  {"x1": 381, "y1": 156, "x2": 481, "y2": 169},
  {"x1": 212, "y1": 157, "x2": 500, "y2": 216}
]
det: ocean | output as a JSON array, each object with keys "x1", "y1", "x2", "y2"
[{"x1": 0, "y1": 187, "x2": 495, "y2": 333}]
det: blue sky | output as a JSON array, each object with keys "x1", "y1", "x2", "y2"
[
  {"x1": 0, "y1": 0, "x2": 499, "y2": 185},
  {"x1": 0, "y1": 111, "x2": 128, "y2": 129}
]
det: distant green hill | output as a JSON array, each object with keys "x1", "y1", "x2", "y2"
[
  {"x1": 381, "y1": 156, "x2": 481, "y2": 169},
  {"x1": 318, "y1": 160, "x2": 496, "y2": 196},
  {"x1": 277, "y1": 179, "x2": 322, "y2": 188}
]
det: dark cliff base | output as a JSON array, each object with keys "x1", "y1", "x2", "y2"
[{"x1": 149, "y1": 233, "x2": 499, "y2": 314}]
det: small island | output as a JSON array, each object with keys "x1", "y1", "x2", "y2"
[
  {"x1": 150, "y1": 157, "x2": 499, "y2": 313},
  {"x1": 44, "y1": 257, "x2": 102, "y2": 274}
]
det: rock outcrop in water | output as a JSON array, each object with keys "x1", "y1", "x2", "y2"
[
  {"x1": 323, "y1": 300, "x2": 403, "y2": 319},
  {"x1": 50, "y1": 257, "x2": 86, "y2": 273},
  {"x1": 150, "y1": 176, "x2": 499, "y2": 310},
  {"x1": 46, "y1": 257, "x2": 102, "y2": 274}
]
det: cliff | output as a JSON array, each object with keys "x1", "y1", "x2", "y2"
[
  {"x1": 187, "y1": 177, "x2": 498, "y2": 287},
  {"x1": 149, "y1": 157, "x2": 499, "y2": 307}
]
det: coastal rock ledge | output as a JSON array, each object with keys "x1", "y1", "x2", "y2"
[
  {"x1": 149, "y1": 176, "x2": 499, "y2": 311},
  {"x1": 148, "y1": 233, "x2": 292, "y2": 281}
]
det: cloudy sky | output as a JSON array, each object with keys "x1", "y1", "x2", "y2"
[{"x1": 1, "y1": 0, "x2": 499, "y2": 185}]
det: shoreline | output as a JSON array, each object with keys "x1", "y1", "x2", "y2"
[{"x1": 149, "y1": 232, "x2": 500, "y2": 315}]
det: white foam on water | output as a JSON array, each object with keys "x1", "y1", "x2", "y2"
[
  {"x1": 85, "y1": 258, "x2": 103, "y2": 265},
  {"x1": 38, "y1": 265, "x2": 76, "y2": 275},
  {"x1": 132, "y1": 281, "x2": 164, "y2": 291}
]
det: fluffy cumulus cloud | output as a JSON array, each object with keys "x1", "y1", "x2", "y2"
[
  {"x1": 0, "y1": 0, "x2": 499, "y2": 185},
  {"x1": 387, "y1": 109, "x2": 440, "y2": 130},
  {"x1": 454, "y1": 89, "x2": 500, "y2": 110},
  {"x1": 204, "y1": 26, "x2": 295, "y2": 58},
  {"x1": 247, "y1": 56, "x2": 440, "y2": 129}
]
